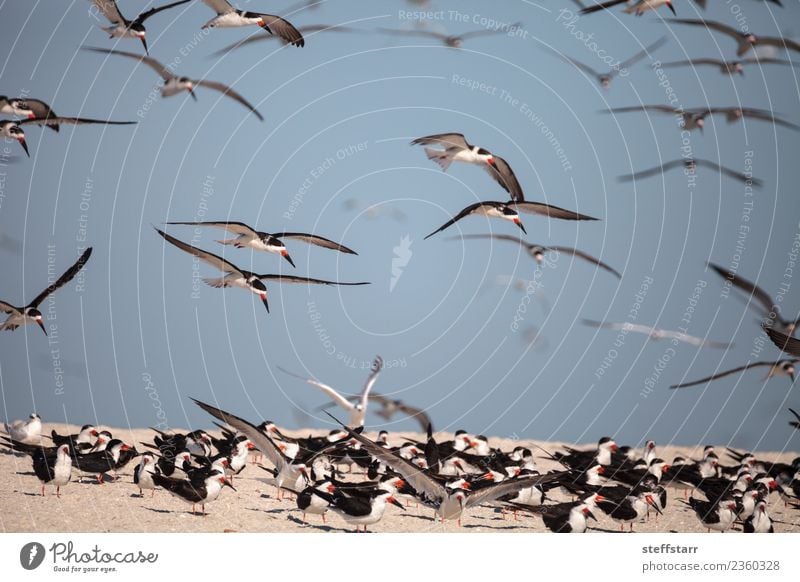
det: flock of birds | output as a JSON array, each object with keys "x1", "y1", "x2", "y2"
[
  {"x1": 2, "y1": 0, "x2": 800, "y2": 533},
  {"x1": 2, "y1": 398, "x2": 799, "y2": 532}
]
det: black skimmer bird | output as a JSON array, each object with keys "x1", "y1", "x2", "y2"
[
  {"x1": 424, "y1": 202, "x2": 528, "y2": 239},
  {"x1": 324, "y1": 413, "x2": 565, "y2": 525},
  {"x1": 581, "y1": 0, "x2": 676, "y2": 15},
  {"x1": 89, "y1": 0, "x2": 192, "y2": 54},
  {"x1": 84, "y1": 48, "x2": 263, "y2": 120},
  {"x1": 316, "y1": 488, "x2": 404, "y2": 532},
  {"x1": 71, "y1": 439, "x2": 137, "y2": 483},
  {"x1": 278, "y1": 356, "x2": 383, "y2": 427},
  {"x1": 411, "y1": 132, "x2": 526, "y2": 201},
  {"x1": 0, "y1": 97, "x2": 58, "y2": 130},
  {"x1": 661, "y1": 57, "x2": 800, "y2": 76},
  {"x1": 618, "y1": 158, "x2": 763, "y2": 187},
  {"x1": 133, "y1": 452, "x2": 158, "y2": 497},
  {"x1": 536, "y1": 496, "x2": 601, "y2": 533},
  {"x1": 0, "y1": 247, "x2": 92, "y2": 334},
  {"x1": 412, "y1": 133, "x2": 598, "y2": 221},
  {"x1": 686, "y1": 496, "x2": 737, "y2": 532},
  {"x1": 211, "y1": 24, "x2": 356, "y2": 56},
  {"x1": 744, "y1": 499, "x2": 774, "y2": 533},
  {"x1": 164, "y1": 220, "x2": 357, "y2": 268},
  {"x1": 670, "y1": 359, "x2": 797, "y2": 389},
  {"x1": 32, "y1": 444, "x2": 73, "y2": 497},
  {"x1": 455, "y1": 234, "x2": 621, "y2": 279},
  {"x1": 671, "y1": 18, "x2": 800, "y2": 57},
  {"x1": 708, "y1": 262, "x2": 799, "y2": 335},
  {"x1": 48, "y1": 425, "x2": 99, "y2": 451},
  {"x1": 191, "y1": 400, "x2": 313, "y2": 500},
  {"x1": 552, "y1": 437, "x2": 621, "y2": 470},
  {"x1": 152, "y1": 470, "x2": 234, "y2": 515},
  {"x1": 3, "y1": 413, "x2": 41, "y2": 443},
  {"x1": 199, "y1": 0, "x2": 305, "y2": 47},
  {"x1": 763, "y1": 325, "x2": 800, "y2": 357},
  {"x1": 293, "y1": 479, "x2": 337, "y2": 523},
  {"x1": 542, "y1": 36, "x2": 667, "y2": 89},
  {"x1": 377, "y1": 23, "x2": 522, "y2": 49},
  {"x1": 1, "y1": 116, "x2": 137, "y2": 157},
  {"x1": 149, "y1": 428, "x2": 212, "y2": 457},
  {"x1": 604, "y1": 105, "x2": 711, "y2": 132},
  {"x1": 582, "y1": 319, "x2": 732, "y2": 348},
  {"x1": 595, "y1": 486, "x2": 663, "y2": 531},
  {"x1": 154, "y1": 227, "x2": 369, "y2": 312}
]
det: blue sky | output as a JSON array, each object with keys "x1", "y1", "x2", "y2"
[{"x1": 1, "y1": 0, "x2": 799, "y2": 451}]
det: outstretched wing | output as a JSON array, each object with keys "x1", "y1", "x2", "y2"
[
  {"x1": 136, "y1": 0, "x2": 192, "y2": 24},
  {"x1": 193, "y1": 79, "x2": 264, "y2": 120},
  {"x1": 92, "y1": 0, "x2": 126, "y2": 25},
  {"x1": 510, "y1": 201, "x2": 598, "y2": 221},
  {"x1": 484, "y1": 154, "x2": 525, "y2": 202},
  {"x1": 277, "y1": 366, "x2": 354, "y2": 411},
  {"x1": 707, "y1": 262, "x2": 775, "y2": 319},
  {"x1": 256, "y1": 274, "x2": 370, "y2": 286},
  {"x1": 254, "y1": 13, "x2": 305, "y2": 47},
  {"x1": 423, "y1": 202, "x2": 485, "y2": 240},
  {"x1": 166, "y1": 221, "x2": 259, "y2": 237},
  {"x1": 359, "y1": 356, "x2": 383, "y2": 410},
  {"x1": 191, "y1": 399, "x2": 288, "y2": 470},
  {"x1": 669, "y1": 362, "x2": 776, "y2": 389},
  {"x1": 617, "y1": 37, "x2": 668, "y2": 73},
  {"x1": 154, "y1": 227, "x2": 244, "y2": 276},
  {"x1": 410, "y1": 133, "x2": 470, "y2": 150},
  {"x1": 548, "y1": 246, "x2": 621, "y2": 278},
  {"x1": 273, "y1": 233, "x2": 357, "y2": 254},
  {"x1": 18, "y1": 116, "x2": 137, "y2": 127},
  {"x1": 763, "y1": 326, "x2": 800, "y2": 358},
  {"x1": 325, "y1": 412, "x2": 447, "y2": 501},
  {"x1": 28, "y1": 247, "x2": 93, "y2": 308},
  {"x1": 83, "y1": 46, "x2": 174, "y2": 80}
]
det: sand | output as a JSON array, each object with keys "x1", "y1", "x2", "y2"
[{"x1": 1, "y1": 423, "x2": 798, "y2": 533}]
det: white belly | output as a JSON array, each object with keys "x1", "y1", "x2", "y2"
[
  {"x1": 206, "y1": 13, "x2": 254, "y2": 28},
  {"x1": 52, "y1": 458, "x2": 72, "y2": 487}
]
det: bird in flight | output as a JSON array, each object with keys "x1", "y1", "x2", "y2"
[
  {"x1": 154, "y1": 228, "x2": 368, "y2": 312},
  {"x1": 660, "y1": 57, "x2": 800, "y2": 76},
  {"x1": 376, "y1": 22, "x2": 522, "y2": 49},
  {"x1": 541, "y1": 37, "x2": 667, "y2": 89},
  {"x1": 708, "y1": 262, "x2": 799, "y2": 335},
  {"x1": 89, "y1": 0, "x2": 192, "y2": 54},
  {"x1": 1, "y1": 247, "x2": 92, "y2": 335},
  {"x1": 670, "y1": 19, "x2": 800, "y2": 57},
  {"x1": 618, "y1": 158, "x2": 763, "y2": 187},
  {"x1": 199, "y1": 0, "x2": 305, "y2": 47},
  {"x1": 83, "y1": 47, "x2": 264, "y2": 120},
  {"x1": 0, "y1": 116, "x2": 137, "y2": 157},
  {"x1": 454, "y1": 234, "x2": 621, "y2": 278},
  {"x1": 583, "y1": 319, "x2": 732, "y2": 348},
  {"x1": 164, "y1": 221, "x2": 357, "y2": 268},
  {"x1": 670, "y1": 359, "x2": 797, "y2": 389}
]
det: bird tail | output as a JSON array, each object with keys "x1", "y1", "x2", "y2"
[{"x1": 424, "y1": 147, "x2": 452, "y2": 171}]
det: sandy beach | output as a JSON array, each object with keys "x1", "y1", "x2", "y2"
[{"x1": 2, "y1": 423, "x2": 799, "y2": 533}]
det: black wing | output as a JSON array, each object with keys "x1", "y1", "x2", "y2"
[
  {"x1": 136, "y1": 0, "x2": 192, "y2": 24},
  {"x1": 669, "y1": 362, "x2": 777, "y2": 389},
  {"x1": 28, "y1": 247, "x2": 92, "y2": 308},
  {"x1": 423, "y1": 202, "x2": 486, "y2": 240},
  {"x1": 707, "y1": 262, "x2": 776, "y2": 319},
  {"x1": 763, "y1": 326, "x2": 800, "y2": 357}
]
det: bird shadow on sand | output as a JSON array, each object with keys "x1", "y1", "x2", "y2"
[
  {"x1": 285, "y1": 514, "x2": 350, "y2": 532},
  {"x1": 461, "y1": 522, "x2": 528, "y2": 531},
  {"x1": 14, "y1": 471, "x2": 36, "y2": 476}
]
